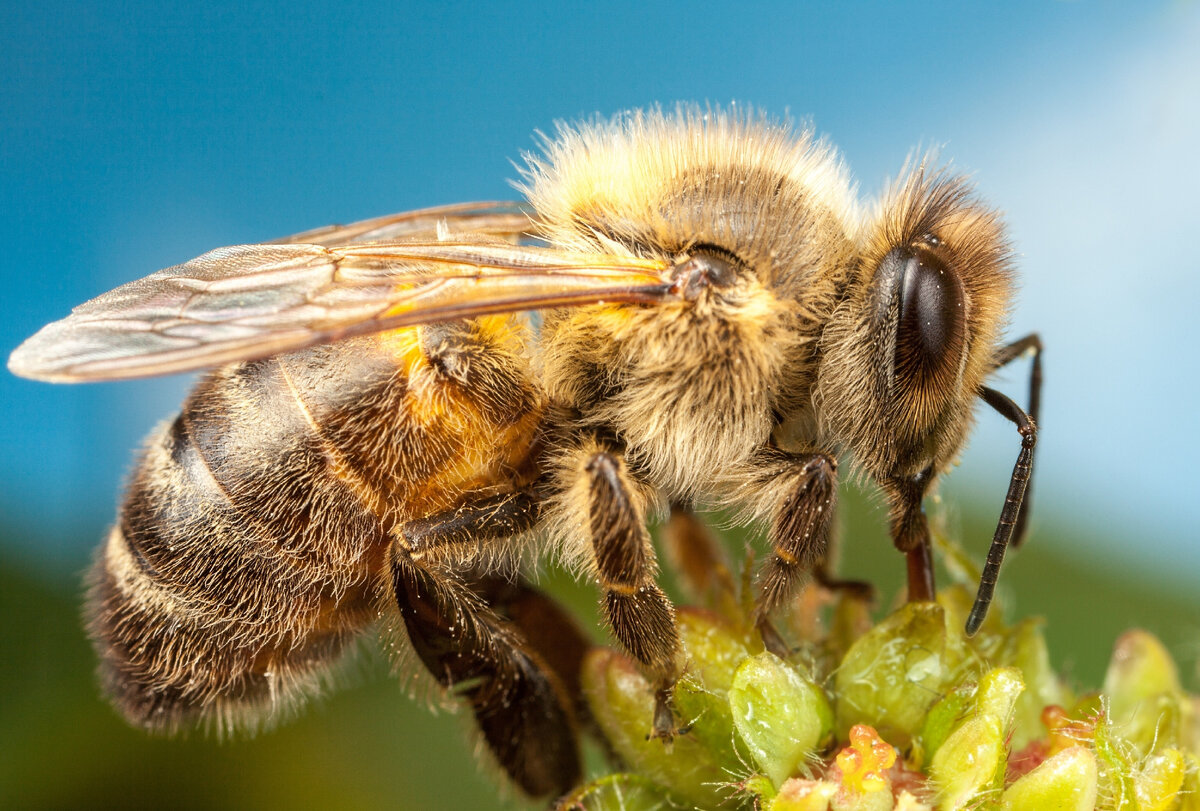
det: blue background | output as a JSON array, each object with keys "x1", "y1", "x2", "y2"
[
  {"x1": 1, "y1": 2, "x2": 1198, "y2": 807},
  {"x1": 4, "y1": 0, "x2": 1198, "y2": 587}
]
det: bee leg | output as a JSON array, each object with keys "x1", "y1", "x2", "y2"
[
  {"x1": 887, "y1": 470, "x2": 936, "y2": 602},
  {"x1": 470, "y1": 573, "x2": 594, "y2": 732},
  {"x1": 990, "y1": 332, "x2": 1042, "y2": 548},
  {"x1": 585, "y1": 451, "x2": 683, "y2": 743},
  {"x1": 400, "y1": 490, "x2": 539, "y2": 556},
  {"x1": 401, "y1": 488, "x2": 594, "y2": 708},
  {"x1": 389, "y1": 542, "x2": 580, "y2": 798},
  {"x1": 754, "y1": 453, "x2": 838, "y2": 655},
  {"x1": 402, "y1": 488, "x2": 584, "y2": 691},
  {"x1": 662, "y1": 502, "x2": 737, "y2": 607},
  {"x1": 966, "y1": 387, "x2": 1037, "y2": 635},
  {"x1": 812, "y1": 560, "x2": 875, "y2": 601}
]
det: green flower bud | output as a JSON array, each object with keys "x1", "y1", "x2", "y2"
[
  {"x1": 1134, "y1": 749, "x2": 1186, "y2": 811},
  {"x1": 999, "y1": 746, "x2": 1098, "y2": 811},
  {"x1": 1103, "y1": 630, "x2": 1185, "y2": 757},
  {"x1": 729, "y1": 651, "x2": 833, "y2": 786},
  {"x1": 836, "y1": 603, "x2": 967, "y2": 747},
  {"x1": 929, "y1": 668, "x2": 1024, "y2": 810},
  {"x1": 574, "y1": 555, "x2": 1196, "y2": 810},
  {"x1": 581, "y1": 649, "x2": 730, "y2": 808},
  {"x1": 915, "y1": 686, "x2": 973, "y2": 768},
  {"x1": 672, "y1": 608, "x2": 759, "y2": 774},
  {"x1": 557, "y1": 773, "x2": 679, "y2": 811},
  {"x1": 676, "y1": 607, "x2": 755, "y2": 694},
  {"x1": 974, "y1": 667, "x2": 1025, "y2": 723},
  {"x1": 929, "y1": 717, "x2": 1005, "y2": 810},
  {"x1": 673, "y1": 677, "x2": 745, "y2": 776}
]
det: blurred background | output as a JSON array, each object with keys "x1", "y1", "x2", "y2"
[{"x1": 2, "y1": 1, "x2": 1197, "y2": 808}]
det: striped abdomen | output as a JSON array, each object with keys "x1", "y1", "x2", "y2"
[{"x1": 87, "y1": 319, "x2": 545, "y2": 733}]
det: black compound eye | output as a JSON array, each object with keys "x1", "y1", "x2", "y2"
[{"x1": 894, "y1": 245, "x2": 966, "y2": 384}]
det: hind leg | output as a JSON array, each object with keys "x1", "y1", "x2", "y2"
[
  {"x1": 469, "y1": 571, "x2": 594, "y2": 730},
  {"x1": 389, "y1": 534, "x2": 580, "y2": 798}
]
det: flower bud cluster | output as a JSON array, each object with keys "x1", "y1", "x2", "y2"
[{"x1": 560, "y1": 583, "x2": 1199, "y2": 810}]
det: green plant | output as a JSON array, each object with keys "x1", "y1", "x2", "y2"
[{"x1": 561, "y1": 559, "x2": 1199, "y2": 810}]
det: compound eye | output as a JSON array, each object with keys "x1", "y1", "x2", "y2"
[{"x1": 894, "y1": 246, "x2": 966, "y2": 387}]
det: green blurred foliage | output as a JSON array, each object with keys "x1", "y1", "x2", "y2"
[{"x1": 0, "y1": 484, "x2": 1195, "y2": 810}]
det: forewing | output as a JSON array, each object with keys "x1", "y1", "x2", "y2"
[
  {"x1": 8, "y1": 240, "x2": 673, "y2": 383},
  {"x1": 273, "y1": 201, "x2": 536, "y2": 246}
]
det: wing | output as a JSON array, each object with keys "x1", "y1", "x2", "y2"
[
  {"x1": 8, "y1": 234, "x2": 676, "y2": 384},
  {"x1": 271, "y1": 201, "x2": 537, "y2": 247}
]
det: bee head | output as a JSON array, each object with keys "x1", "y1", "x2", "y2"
[{"x1": 816, "y1": 164, "x2": 1014, "y2": 486}]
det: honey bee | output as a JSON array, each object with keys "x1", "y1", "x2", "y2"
[{"x1": 8, "y1": 106, "x2": 1040, "y2": 798}]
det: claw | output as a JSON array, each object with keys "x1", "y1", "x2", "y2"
[
  {"x1": 814, "y1": 570, "x2": 877, "y2": 603},
  {"x1": 757, "y1": 617, "x2": 792, "y2": 658},
  {"x1": 646, "y1": 686, "x2": 688, "y2": 746}
]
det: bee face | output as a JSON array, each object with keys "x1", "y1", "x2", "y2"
[{"x1": 817, "y1": 167, "x2": 1014, "y2": 483}]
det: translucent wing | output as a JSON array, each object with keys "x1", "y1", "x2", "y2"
[
  {"x1": 8, "y1": 223, "x2": 675, "y2": 383},
  {"x1": 271, "y1": 201, "x2": 536, "y2": 247}
]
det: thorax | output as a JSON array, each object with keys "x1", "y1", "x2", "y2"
[{"x1": 538, "y1": 289, "x2": 807, "y2": 502}]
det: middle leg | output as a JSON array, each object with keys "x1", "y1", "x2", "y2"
[{"x1": 582, "y1": 449, "x2": 683, "y2": 742}]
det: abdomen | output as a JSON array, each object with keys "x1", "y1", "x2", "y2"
[{"x1": 87, "y1": 319, "x2": 545, "y2": 734}]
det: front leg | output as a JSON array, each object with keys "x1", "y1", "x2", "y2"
[
  {"x1": 744, "y1": 450, "x2": 840, "y2": 654},
  {"x1": 755, "y1": 453, "x2": 838, "y2": 616},
  {"x1": 886, "y1": 470, "x2": 936, "y2": 602},
  {"x1": 990, "y1": 333, "x2": 1043, "y2": 549},
  {"x1": 584, "y1": 450, "x2": 683, "y2": 742}
]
